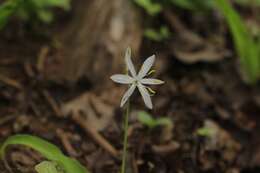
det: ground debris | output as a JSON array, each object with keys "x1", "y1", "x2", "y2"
[
  {"x1": 164, "y1": 10, "x2": 231, "y2": 64},
  {"x1": 61, "y1": 87, "x2": 121, "y2": 131},
  {"x1": 198, "y1": 120, "x2": 241, "y2": 171}
]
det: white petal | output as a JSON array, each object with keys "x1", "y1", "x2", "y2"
[
  {"x1": 110, "y1": 74, "x2": 134, "y2": 84},
  {"x1": 137, "y1": 83, "x2": 153, "y2": 109},
  {"x1": 138, "y1": 55, "x2": 155, "y2": 79},
  {"x1": 140, "y1": 78, "x2": 164, "y2": 85},
  {"x1": 120, "y1": 84, "x2": 136, "y2": 107},
  {"x1": 125, "y1": 47, "x2": 137, "y2": 77}
]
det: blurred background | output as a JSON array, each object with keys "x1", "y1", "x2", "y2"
[{"x1": 0, "y1": 0, "x2": 260, "y2": 172}]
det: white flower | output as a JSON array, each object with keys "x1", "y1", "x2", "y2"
[{"x1": 110, "y1": 47, "x2": 164, "y2": 109}]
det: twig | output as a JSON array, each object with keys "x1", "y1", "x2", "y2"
[
  {"x1": 24, "y1": 62, "x2": 36, "y2": 78},
  {"x1": 0, "y1": 115, "x2": 17, "y2": 126},
  {"x1": 0, "y1": 58, "x2": 18, "y2": 65},
  {"x1": 0, "y1": 74, "x2": 22, "y2": 89},
  {"x1": 37, "y1": 46, "x2": 49, "y2": 72},
  {"x1": 29, "y1": 102, "x2": 41, "y2": 117},
  {"x1": 163, "y1": 9, "x2": 187, "y2": 32},
  {"x1": 42, "y1": 90, "x2": 63, "y2": 117},
  {"x1": 72, "y1": 113, "x2": 119, "y2": 158},
  {"x1": 152, "y1": 142, "x2": 180, "y2": 155},
  {"x1": 163, "y1": 9, "x2": 202, "y2": 44},
  {"x1": 56, "y1": 128, "x2": 79, "y2": 157}
]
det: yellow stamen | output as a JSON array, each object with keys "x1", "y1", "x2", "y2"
[
  {"x1": 147, "y1": 87, "x2": 156, "y2": 96},
  {"x1": 148, "y1": 69, "x2": 156, "y2": 76}
]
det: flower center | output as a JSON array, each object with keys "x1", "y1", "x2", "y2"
[{"x1": 133, "y1": 79, "x2": 138, "y2": 85}]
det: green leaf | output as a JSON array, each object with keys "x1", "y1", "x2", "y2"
[
  {"x1": 144, "y1": 26, "x2": 171, "y2": 41},
  {"x1": 0, "y1": 134, "x2": 89, "y2": 173},
  {"x1": 0, "y1": 0, "x2": 71, "y2": 28},
  {"x1": 134, "y1": 0, "x2": 162, "y2": 16},
  {"x1": 0, "y1": 0, "x2": 21, "y2": 29},
  {"x1": 138, "y1": 111, "x2": 172, "y2": 129},
  {"x1": 138, "y1": 111, "x2": 157, "y2": 128},
  {"x1": 215, "y1": 0, "x2": 260, "y2": 84},
  {"x1": 35, "y1": 161, "x2": 64, "y2": 173},
  {"x1": 197, "y1": 127, "x2": 214, "y2": 137},
  {"x1": 155, "y1": 118, "x2": 172, "y2": 127},
  {"x1": 30, "y1": 0, "x2": 70, "y2": 10},
  {"x1": 22, "y1": 0, "x2": 71, "y2": 23},
  {"x1": 37, "y1": 9, "x2": 53, "y2": 23}
]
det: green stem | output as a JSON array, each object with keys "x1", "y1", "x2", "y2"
[{"x1": 121, "y1": 101, "x2": 130, "y2": 173}]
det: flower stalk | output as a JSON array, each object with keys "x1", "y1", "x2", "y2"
[{"x1": 120, "y1": 101, "x2": 130, "y2": 173}]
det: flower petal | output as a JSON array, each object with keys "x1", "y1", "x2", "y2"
[
  {"x1": 137, "y1": 83, "x2": 153, "y2": 109},
  {"x1": 110, "y1": 74, "x2": 134, "y2": 84},
  {"x1": 138, "y1": 55, "x2": 155, "y2": 79},
  {"x1": 140, "y1": 78, "x2": 164, "y2": 85},
  {"x1": 125, "y1": 47, "x2": 137, "y2": 77},
  {"x1": 120, "y1": 84, "x2": 136, "y2": 107}
]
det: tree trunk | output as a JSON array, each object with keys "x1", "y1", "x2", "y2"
[{"x1": 46, "y1": 0, "x2": 143, "y2": 85}]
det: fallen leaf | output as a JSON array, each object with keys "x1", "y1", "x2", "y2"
[
  {"x1": 62, "y1": 93, "x2": 113, "y2": 131},
  {"x1": 61, "y1": 87, "x2": 124, "y2": 131}
]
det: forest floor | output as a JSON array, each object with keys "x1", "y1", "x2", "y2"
[{"x1": 0, "y1": 1, "x2": 260, "y2": 173}]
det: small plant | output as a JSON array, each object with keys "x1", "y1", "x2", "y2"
[
  {"x1": 110, "y1": 47, "x2": 164, "y2": 173},
  {"x1": 0, "y1": 0, "x2": 21, "y2": 29},
  {"x1": 35, "y1": 161, "x2": 64, "y2": 173},
  {"x1": 196, "y1": 127, "x2": 215, "y2": 137},
  {"x1": 18, "y1": 0, "x2": 70, "y2": 23},
  {"x1": 215, "y1": 0, "x2": 260, "y2": 84},
  {"x1": 144, "y1": 26, "x2": 171, "y2": 42},
  {"x1": 138, "y1": 111, "x2": 172, "y2": 129},
  {"x1": 0, "y1": 134, "x2": 89, "y2": 173},
  {"x1": 134, "y1": 0, "x2": 162, "y2": 16},
  {"x1": 0, "y1": 0, "x2": 70, "y2": 29}
]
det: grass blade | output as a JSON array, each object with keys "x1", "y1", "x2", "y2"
[{"x1": 0, "y1": 134, "x2": 89, "y2": 173}]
